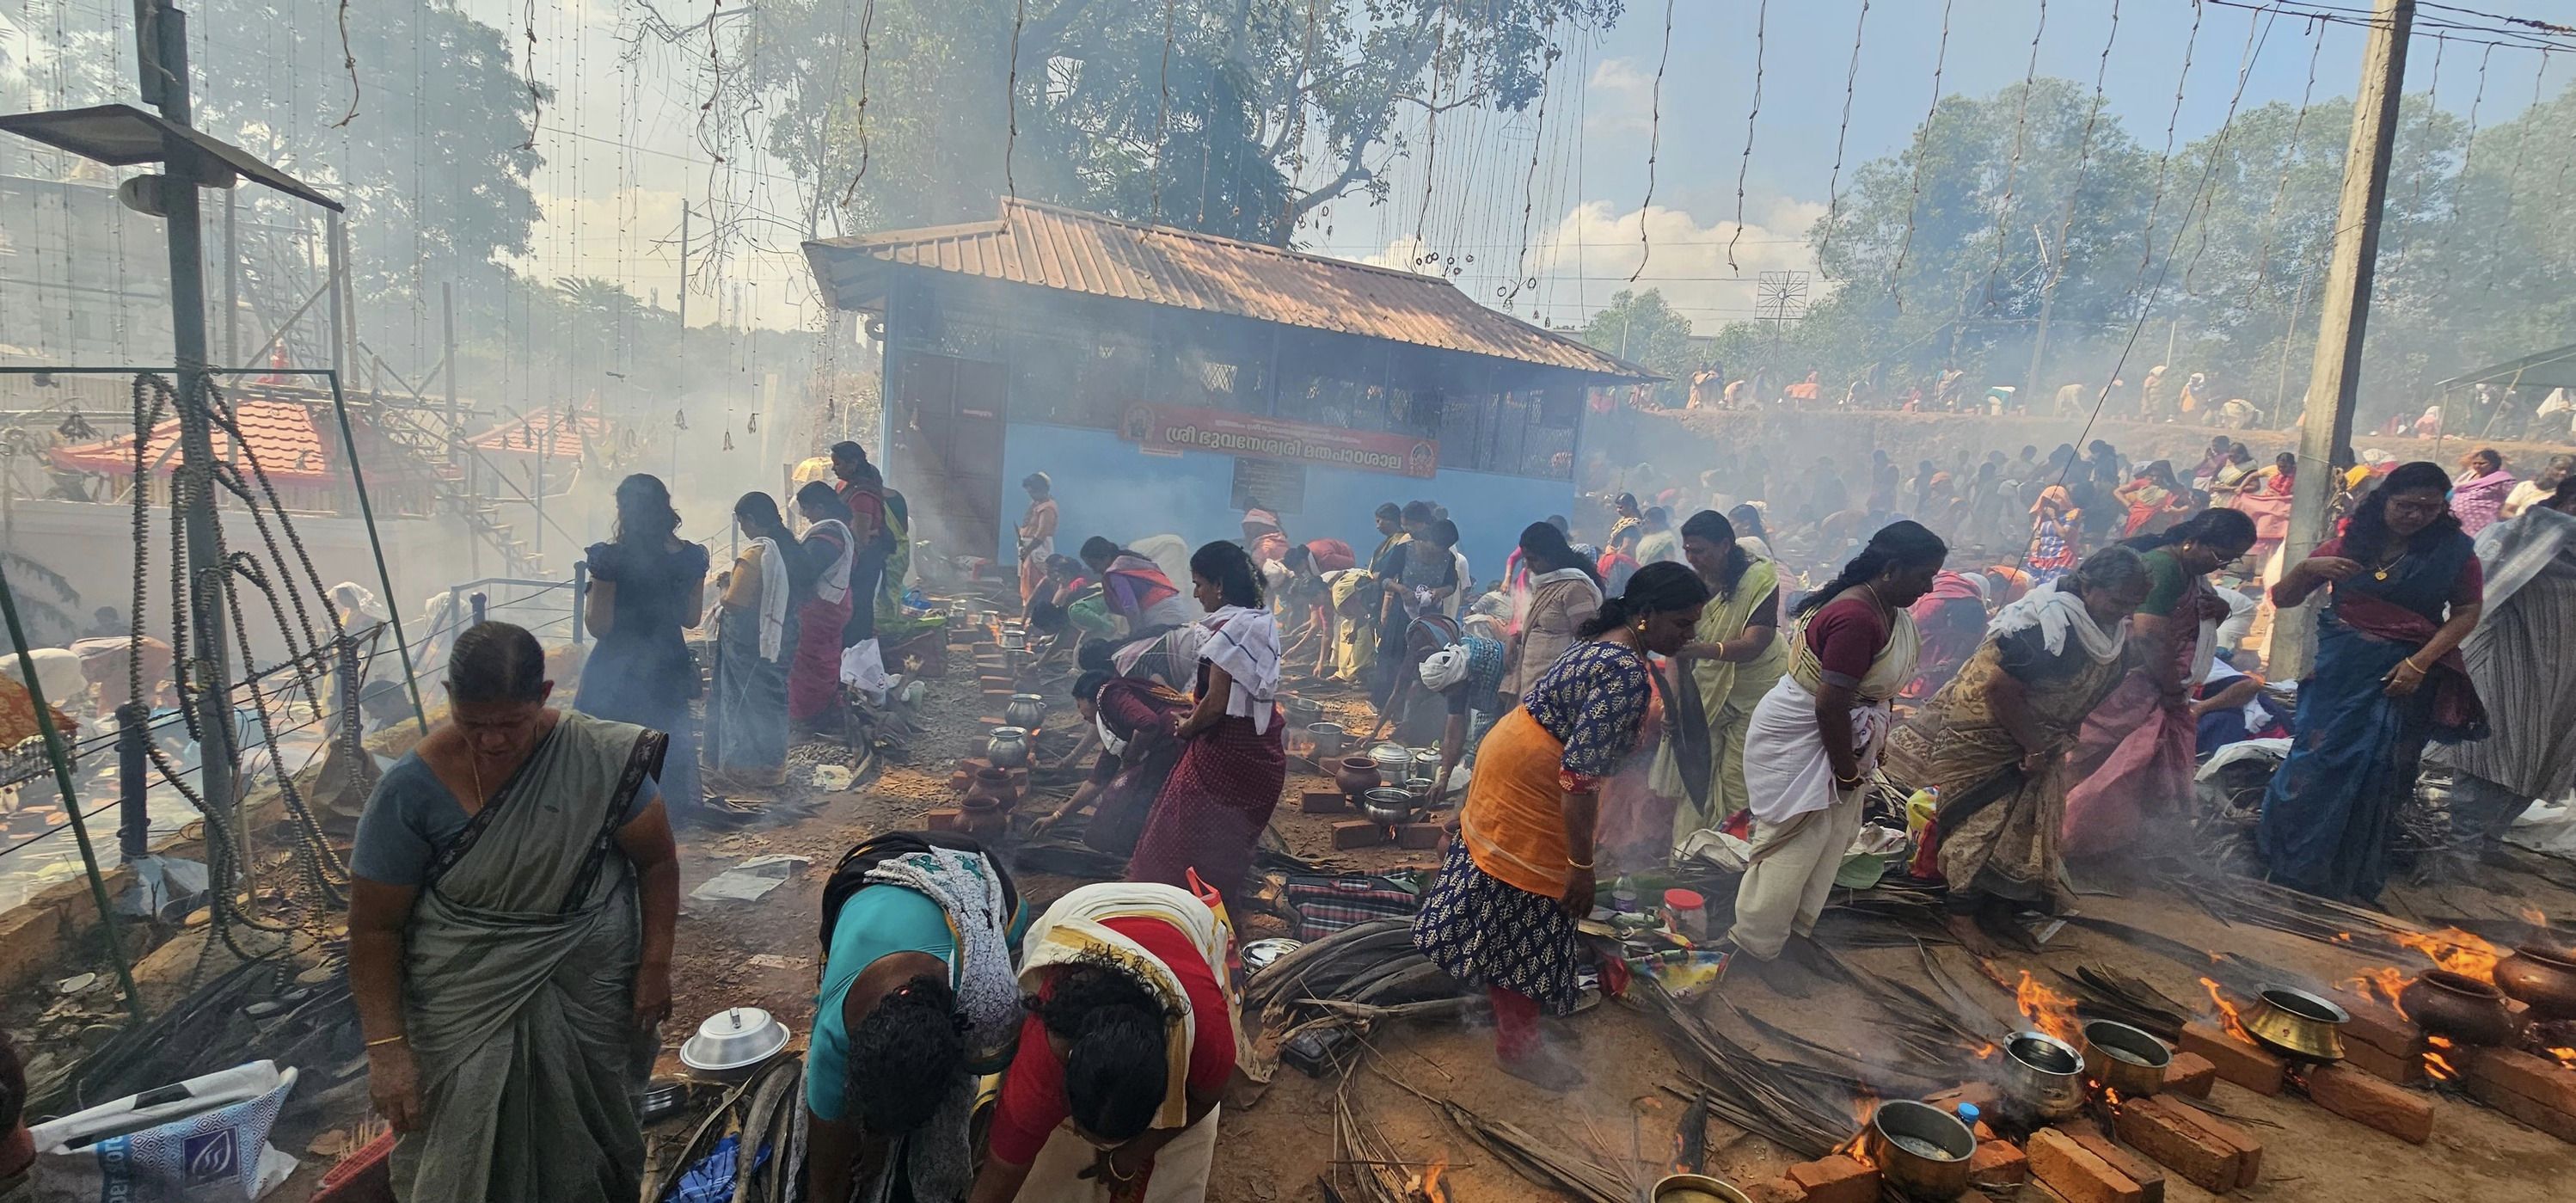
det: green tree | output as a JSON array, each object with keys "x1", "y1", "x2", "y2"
[
  {"x1": 705, "y1": 0, "x2": 1618, "y2": 245},
  {"x1": 1579, "y1": 289, "x2": 1693, "y2": 403}
]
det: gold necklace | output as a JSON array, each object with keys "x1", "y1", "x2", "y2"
[{"x1": 2372, "y1": 547, "x2": 2409, "y2": 581}]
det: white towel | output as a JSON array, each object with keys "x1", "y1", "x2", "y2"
[{"x1": 751, "y1": 537, "x2": 790, "y2": 660}]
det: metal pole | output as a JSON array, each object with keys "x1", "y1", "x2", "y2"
[
  {"x1": 571, "y1": 561, "x2": 587, "y2": 645},
  {"x1": 470, "y1": 591, "x2": 488, "y2": 626},
  {"x1": 141, "y1": 1, "x2": 241, "y2": 875},
  {"x1": 2269, "y1": 0, "x2": 2414, "y2": 678},
  {"x1": 223, "y1": 187, "x2": 237, "y2": 365},
  {"x1": 321, "y1": 371, "x2": 431, "y2": 733},
  {"x1": 677, "y1": 204, "x2": 689, "y2": 353},
  {"x1": 116, "y1": 701, "x2": 150, "y2": 860},
  {"x1": 0, "y1": 562, "x2": 144, "y2": 1021},
  {"x1": 443, "y1": 281, "x2": 461, "y2": 465},
  {"x1": 326, "y1": 213, "x2": 346, "y2": 384}
]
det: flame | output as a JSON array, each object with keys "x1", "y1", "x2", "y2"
[
  {"x1": 2345, "y1": 967, "x2": 2411, "y2": 1015},
  {"x1": 1832, "y1": 1096, "x2": 1880, "y2": 1165},
  {"x1": 2425, "y1": 1034, "x2": 2460, "y2": 1081},
  {"x1": 1415, "y1": 1159, "x2": 1449, "y2": 1203},
  {"x1": 2548, "y1": 1046, "x2": 2576, "y2": 1071},
  {"x1": 2330, "y1": 931, "x2": 2355, "y2": 944},
  {"x1": 2395, "y1": 928, "x2": 2502, "y2": 984},
  {"x1": 2521, "y1": 906, "x2": 2551, "y2": 927},
  {"x1": 2015, "y1": 970, "x2": 2083, "y2": 1045},
  {"x1": 2103, "y1": 1085, "x2": 2124, "y2": 1112},
  {"x1": 1972, "y1": 1041, "x2": 1998, "y2": 1059},
  {"x1": 2199, "y1": 978, "x2": 2252, "y2": 1042}
]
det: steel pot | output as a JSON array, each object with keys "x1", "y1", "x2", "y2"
[
  {"x1": 1307, "y1": 722, "x2": 1348, "y2": 759},
  {"x1": 1242, "y1": 938, "x2": 1303, "y2": 976},
  {"x1": 1004, "y1": 692, "x2": 1048, "y2": 730},
  {"x1": 2494, "y1": 943, "x2": 2576, "y2": 1021},
  {"x1": 1283, "y1": 696, "x2": 1324, "y2": 727},
  {"x1": 985, "y1": 726, "x2": 1032, "y2": 769},
  {"x1": 2240, "y1": 986, "x2": 2347, "y2": 1063},
  {"x1": 1369, "y1": 742, "x2": 1412, "y2": 778},
  {"x1": 1410, "y1": 749, "x2": 1443, "y2": 783},
  {"x1": 679, "y1": 1007, "x2": 790, "y2": 1075},
  {"x1": 2081, "y1": 1020, "x2": 2173, "y2": 1099},
  {"x1": 1650, "y1": 1175, "x2": 1752, "y2": 1203},
  {"x1": 1999, "y1": 1031, "x2": 2088, "y2": 1122},
  {"x1": 1868, "y1": 1100, "x2": 1976, "y2": 1200},
  {"x1": 1361, "y1": 787, "x2": 1416, "y2": 827},
  {"x1": 2400, "y1": 969, "x2": 2518, "y2": 1046}
]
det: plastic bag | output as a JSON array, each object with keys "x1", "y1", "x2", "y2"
[
  {"x1": 26, "y1": 1060, "x2": 299, "y2": 1201},
  {"x1": 838, "y1": 639, "x2": 890, "y2": 702}
]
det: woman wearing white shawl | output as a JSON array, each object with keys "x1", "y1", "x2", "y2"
[
  {"x1": 710, "y1": 493, "x2": 797, "y2": 786},
  {"x1": 2426, "y1": 476, "x2": 2576, "y2": 871},
  {"x1": 1883, "y1": 548, "x2": 2152, "y2": 954},
  {"x1": 1123, "y1": 542, "x2": 1286, "y2": 912}
]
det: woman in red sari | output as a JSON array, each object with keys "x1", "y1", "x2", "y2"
[
  {"x1": 788, "y1": 482, "x2": 856, "y2": 727},
  {"x1": 1125, "y1": 542, "x2": 1286, "y2": 912}
]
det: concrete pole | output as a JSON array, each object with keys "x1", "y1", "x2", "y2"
[
  {"x1": 138, "y1": 0, "x2": 239, "y2": 873},
  {"x1": 2268, "y1": 0, "x2": 2413, "y2": 678}
]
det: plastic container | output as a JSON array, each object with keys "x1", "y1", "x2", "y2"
[
  {"x1": 1904, "y1": 786, "x2": 1941, "y2": 838},
  {"x1": 1611, "y1": 875, "x2": 1640, "y2": 913},
  {"x1": 1663, "y1": 887, "x2": 1708, "y2": 941}
]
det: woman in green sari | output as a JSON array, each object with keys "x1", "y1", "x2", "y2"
[{"x1": 1656, "y1": 509, "x2": 1789, "y2": 844}]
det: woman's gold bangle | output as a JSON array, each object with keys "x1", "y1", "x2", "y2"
[
  {"x1": 366, "y1": 1034, "x2": 408, "y2": 1048},
  {"x1": 1567, "y1": 857, "x2": 1596, "y2": 870},
  {"x1": 2401, "y1": 658, "x2": 2428, "y2": 674}
]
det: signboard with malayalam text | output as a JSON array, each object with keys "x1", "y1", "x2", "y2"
[{"x1": 1118, "y1": 402, "x2": 1438, "y2": 480}]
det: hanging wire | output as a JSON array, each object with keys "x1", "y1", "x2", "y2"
[
  {"x1": 1148, "y1": 0, "x2": 1179, "y2": 224},
  {"x1": 1272, "y1": 0, "x2": 1324, "y2": 241},
  {"x1": 1414, "y1": 3, "x2": 1456, "y2": 256},
  {"x1": 1887, "y1": 0, "x2": 1957, "y2": 310},
  {"x1": 1817, "y1": 0, "x2": 1872, "y2": 274},
  {"x1": 2249, "y1": 15, "x2": 2328, "y2": 293},
  {"x1": 1727, "y1": 0, "x2": 1769, "y2": 274},
  {"x1": 2479, "y1": 49, "x2": 2551, "y2": 296},
  {"x1": 1982, "y1": 0, "x2": 2049, "y2": 311},
  {"x1": 2432, "y1": 40, "x2": 2498, "y2": 296},
  {"x1": 2133, "y1": 0, "x2": 2208, "y2": 274},
  {"x1": 2040, "y1": 0, "x2": 2121, "y2": 307},
  {"x1": 2180, "y1": 5, "x2": 2280, "y2": 296},
  {"x1": 2387, "y1": 32, "x2": 2447, "y2": 272},
  {"x1": 1629, "y1": 0, "x2": 1675, "y2": 282},
  {"x1": 518, "y1": 0, "x2": 543, "y2": 150},
  {"x1": 1502, "y1": 21, "x2": 1561, "y2": 306},
  {"x1": 1004, "y1": 0, "x2": 1028, "y2": 207},
  {"x1": 837, "y1": 0, "x2": 881, "y2": 206},
  {"x1": 329, "y1": 0, "x2": 362, "y2": 126}
]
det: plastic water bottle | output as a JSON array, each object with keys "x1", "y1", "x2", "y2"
[{"x1": 1611, "y1": 874, "x2": 1639, "y2": 913}]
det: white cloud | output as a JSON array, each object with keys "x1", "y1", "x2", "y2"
[{"x1": 1585, "y1": 58, "x2": 1658, "y2": 137}]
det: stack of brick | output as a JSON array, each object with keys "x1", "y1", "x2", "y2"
[
  {"x1": 2333, "y1": 995, "x2": 2429, "y2": 1085},
  {"x1": 2113, "y1": 1096, "x2": 2262, "y2": 1193},
  {"x1": 2301, "y1": 1063, "x2": 2435, "y2": 1143},
  {"x1": 2463, "y1": 1046, "x2": 2576, "y2": 1143},
  {"x1": 2177, "y1": 1021, "x2": 2285, "y2": 1096}
]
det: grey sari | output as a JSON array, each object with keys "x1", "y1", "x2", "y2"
[{"x1": 392, "y1": 711, "x2": 665, "y2": 1203}]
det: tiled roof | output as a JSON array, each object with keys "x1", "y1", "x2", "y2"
[
  {"x1": 805, "y1": 199, "x2": 1656, "y2": 380},
  {"x1": 468, "y1": 408, "x2": 611, "y2": 459},
  {"x1": 51, "y1": 398, "x2": 334, "y2": 480}
]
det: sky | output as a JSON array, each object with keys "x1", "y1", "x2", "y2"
[{"x1": 17, "y1": 1, "x2": 2576, "y2": 338}]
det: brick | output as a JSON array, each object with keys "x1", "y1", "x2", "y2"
[
  {"x1": 1329, "y1": 820, "x2": 1388, "y2": 850},
  {"x1": 2115, "y1": 1096, "x2": 2245, "y2": 1194},
  {"x1": 1783, "y1": 1155, "x2": 1879, "y2": 1203},
  {"x1": 2162, "y1": 1052, "x2": 2216, "y2": 1098},
  {"x1": 2336, "y1": 997, "x2": 2426, "y2": 1059},
  {"x1": 2177, "y1": 1022, "x2": 2285, "y2": 1096},
  {"x1": 923, "y1": 807, "x2": 962, "y2": 832},
  {"x1": 2026, "y1": 1127, "x2": 2145, "y2": 1203},
  {"x1": 2463, "y1": 1046, "x2": 2576, "y2": 1117},
  {"x1": 2303, "y1": 1063, "x2": 2433, "y2": 1144},
  {"x1": 2337, "y1": 1037, "x2": 2426, "y2": 1086},
  {"x1": 1296, "y1": 790, "x2": 1350, "y2": 813},
  {"x1": 2468, "y1": 1071, "x2": 2576, "y2": 1144},
  {"x1": 2155, "y1": 1099, "x2": 2262, "y2": 1189},
  {"x1": 1924, "y1": 1082, "x2": 2003, "y2": 1114},
  {"x1": 2065, "y1": 1127, "x2": 2164, "y2": 1203},
  {"x1": 1739, "y1": 1179, "x2": 1804, "y2": 1203},
  {"x1": 1967, "y1": 1139, "x2": 2027, "y2": 1184},
  {"x1": 1395, "y1": 823, "x2": 1446, "y2": 850}
]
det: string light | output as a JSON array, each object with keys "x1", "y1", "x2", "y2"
[
  {"x1": 1727, "y1": 0, "x2": 1767, "y2": 275},
  {"x1": 1816, "y1": 0, "x2": 1871, "y2": 274},
  {"x1": 2248, "y1": 15, "x2": 2327, "y2": 294},
  {"x1": 1983, "y1": 0, "x2": 2048, "y2": 312},
  {"x1": 1887, "y1": 0, "x2": 1957, "y2": 310},
  {"x1": 1628, "y1": 0, "x2": 1673, "y2": 283},
  {"x1": 2133, "y1": 0, "x2": 2205, "y2": 274},
  {"x1": 2479, "y1": 49, "x2": 2550, "y2": 296}
]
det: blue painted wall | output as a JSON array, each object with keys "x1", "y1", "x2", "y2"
[{"x1": 994, "y1": 421, "x2": 1572, "y2": 587}]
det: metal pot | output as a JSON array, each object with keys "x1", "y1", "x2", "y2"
[
  {"x1": 1307, "y1": 722, "x2": 1348, "y2": 759},
  {"x1": 1361, "y1": 787, "x2": 1416, "y2": 827},
  {"x1": 2081, "y1": 1020, "x2": 2174, "y2": 1099},
  {"x1": 1369, "y1": 742, "x2": 1412, "y2": 778},
  {"x1": 1004, "y1": 692, "x2": 1048, "y2": 730},
  {"x1": 1410, "y1": 749, "x2": 1443, "y2": 783},
  {"x1": 1999, "y1": 1031, "x2": 2088, "y2": 1122},
  {"x1": 1283, "y1": 696, "x2": 1324, "y2": 727},
  {"x1": 1242, "y1": 938, "x2": 1303, "y2": 976},
  {"x1": 2494, "y1": 943, "x2": 2576, "y2": 1021},
  {"x1": 679, "y1": 1006, "x2": 790, "y2": 1075},
  {"x1": 2399, "y1": 969, "x2": 2518, "y2": 1046},
  {"x1": 1649, "y1": 1175, "x2": 1753, "y2": 1203},
  {"x1": 2240, "y1": 986, "x2": 2347, "y2": 1063},
  {"x1": 1868, "y1": 1100, "x2": 1977, "y2": 1200},
  {"x1": 985, "y1": 726, "x2": 1032, "y2": 769}
]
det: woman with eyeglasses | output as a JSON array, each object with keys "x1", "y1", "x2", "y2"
[{"x1": 2258, "y1": 461, "x2": 2487, "y2": 903}]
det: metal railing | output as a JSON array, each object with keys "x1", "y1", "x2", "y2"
[{"x1": 398, "y1": 567, "x2": 589, "y2": 686}]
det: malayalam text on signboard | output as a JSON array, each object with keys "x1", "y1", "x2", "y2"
[{"x1": 1119, "y1": 403, "x2": 1438, "y2": 479}]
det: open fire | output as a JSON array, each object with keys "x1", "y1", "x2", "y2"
[
  {"x1": 2199, "y1": 977, "x2": 2253, "y2": 1042},
  {"x1": 1409, "y1": 1159, "x2": 1449, "y2": 1203},
  {"x1": 2425, "y1": 1034, "x2": 2461, "y2": 1081},
  {"x1": 2346, "y1": 966, "x2": 2411, "y2": 1014},
  {"x1": 2015, "y1": 970, "x2": 2083, "y2": 1046},
  {"x1": 1831, "y1": 1095, "x2": 1880, "y2": 1166},
  {"x1": 2394, "y1": 927, "x2": 2503, "y2": 984}
]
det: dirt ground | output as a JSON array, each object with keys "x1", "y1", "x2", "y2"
[
  {"x1": 643, "y1": 617, "x2": 2576, "y2": 1203},
  {"x1": 15, "y1": 604, "x2": 2575, "y2": 1202}
]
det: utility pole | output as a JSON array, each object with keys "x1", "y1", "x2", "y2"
[
  {"x1": 133, "y1": 0, "x2": 239, "y2": 873},
  {"x1": 2269, "y1": 0, "x2": 2413, "y2": 678}
]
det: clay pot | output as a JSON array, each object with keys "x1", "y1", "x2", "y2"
[
  {"x1": 2494, "y1": 943, "x2": 2576, "y2": 1021},
  {"x1": 960, "y1": 796, "x2": 1007, "y2": 841},
  {"x1": 1334, "y1": 755, "x2": 1382, "y2": 799},
  {"x1": 968, "y1": 767, "x2": 1020, "y2": 813},
  {"x1": 2399, "y1": 969, "x2": 2518, "y2": 1046}
]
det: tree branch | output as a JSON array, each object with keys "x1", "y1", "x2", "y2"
[{"x1": 1281, "y1": 143, "x2": 1375, "y2": 231}]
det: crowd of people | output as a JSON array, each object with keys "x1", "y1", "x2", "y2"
[{"x1": 334, "y1": 413, "x2": 2576, "y2": 1200}]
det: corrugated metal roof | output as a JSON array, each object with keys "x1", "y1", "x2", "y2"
[
  {"x1": 468, "y1": 408, "x2": 611, "y2": 460},
  {"x1": 805, "y1": 199, "x2": 1655, "y2": 380}
]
